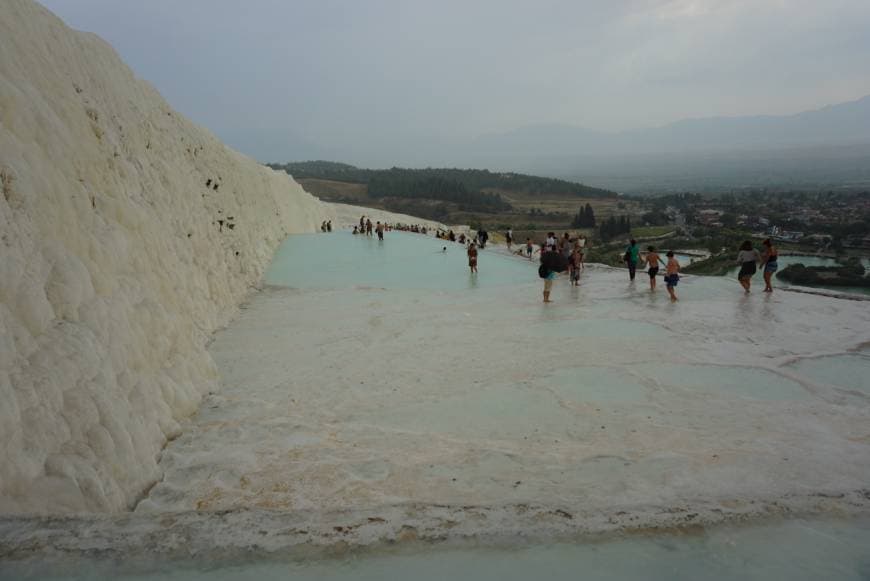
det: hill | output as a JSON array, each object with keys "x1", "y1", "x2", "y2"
[{"x1": 268, "y1": 162, "x2": 617, "y2": 222}]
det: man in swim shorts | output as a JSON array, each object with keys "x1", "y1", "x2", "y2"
[
  {"x1": 664, "y1": 250, "x2": 680, "y2": 302},
  {"x1": 645, "y1": 246, "x2": 661, "y2": 291}
]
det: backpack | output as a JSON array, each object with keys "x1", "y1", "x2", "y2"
[{"x1": 538, "y1": 264, "x2": 548, "y2": 279}]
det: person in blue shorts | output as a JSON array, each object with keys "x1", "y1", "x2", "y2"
[
  {"x1": 664, "y1": 250, "x2": 680, "y2": 302},
  {"x1": 760, "y1": 238, "x2": 779, "y2": 292}
]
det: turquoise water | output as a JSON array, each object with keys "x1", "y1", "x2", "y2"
[
  {"x1": 5, "y1": 518, "x2": 870, "y2": 580},
  {"x1": 722, "y1": 254, "x2": 870, "y2": 296},
  {"x1": 786, "y1": 353, "x2": 870, "y2": 393},
  {"x1": 266, "y1": 232, "x2": 534, "y2": 291}
]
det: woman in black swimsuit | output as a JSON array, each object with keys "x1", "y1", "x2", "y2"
[{"x1": 736, "y1": 240, "x2": 760, "y2": 293}]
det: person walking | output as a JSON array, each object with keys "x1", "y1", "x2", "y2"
[
  {"x1": 467, "y1": 242, "x2": 479, "y2": 273},
  {"x1": 578, "y1": 235, "x2": 587, "y2": 270},
  {"x1": 376, "y1": 221, "x2": 384, "y2": 240},
  {"x1": 760, "y1": 238, "x2": 778, "y2": 292},
  {"x1": 736, "y1": 240, "x2": 760, "y2": 293},
  {"x1": 539, "y1": 244, "x2": 565, "y2": 302},
  {"x1": 664, "y1": 250, "x2": 680, "y2": 302},
  {"x1": 570, "y1": 241, "x2": 582, "y2": 286},
  {"x1": 505, "y1": 228, "x2": 513, "y2": 251},
  {"x1": 326, "y1": 220, "x2": 332, "y2": 232},
  {"x1": 645, "y1": 246, "x2": 662, "y2": 291},
  {"x1": 526, "y1": 238, "x2": 534, "y2": 260},
  {"x1": 366, "y1": 218, "x2": 373, "y2": 237},
  {"x1": 624, "y1": 239, "x2": 640, "y2": 281}
]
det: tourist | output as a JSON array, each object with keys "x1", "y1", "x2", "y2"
[
  {"x1": 664, "y1": 251, "x2": 680, "y2": 302},
  {"x1": 570, "y1": 242, "x2": 582, "y2": 286},
  {"x1": 539, "y1": 244, "x2": 563, "y2": 302},
  {"x1": 458, "y1": 233, "x2": 466, "y2": 245},
  {"x1": 467, "y1": 242, "x2": 478, "y2": 273},
  {"x1": 760, "y1": 238, "x2": 778, "y2": 292},
  {"x1": 359, "y1": 215, "x2": 365, "y2": 231},
  {"x1": 376, "y1": 221, "x2": 384, "y2": 240},
  {"x1": 645, "y1": 245, "x2": 662, "y2": 291},
  {"x1": 326, "y1": 220, "x2": 332, "y2": 232},
  {"x1": 505, "y1": 228, "x2": 513, "y2": 251},
  {"x1": 736, "y1": 240, "x2": 760, "y2": 293},
  {"x1": 366, "y1": 218, "x2": 373, "y2": 236},
  {"x1": 320, "y1": 220, "x2": 327, "y2": 232},
  {"x1": 561, "y1": 233, "x2": 572, "y2": 255},
  {"x1": 479, "y1": 229, "x2": 489, "y2": 249},
  {"x1": 546, "y1": 232, "x2": 557, "y2": 250},
  {"x1": 578, "y1": 235, "x2": 587, "y2": 270},
  {"x1": 352, "y1": 225, "x2": 359, "y2": 235},
  {"x1": 525, "y1": 238, "x2": 533, "y2": 260},
  {"x1": 624, "y1": 239, "x2": 640, "y2": 281},
  {"x1": 448, "y1": 230, "x2": 456, "y2": 242}
]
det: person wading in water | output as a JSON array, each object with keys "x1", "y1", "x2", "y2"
[
  {"x1": 624, "y1": 239, "x2": 639, "y2": 281},
  {"x1": 760, "y1": 238, "x2": 779, "y2": 292},
  {"x1": 736, "y1": 240, "x2": 760, "y2": 293},
  {"x1": 468, "y1": 242, "x2": 479, "y2": 273}
]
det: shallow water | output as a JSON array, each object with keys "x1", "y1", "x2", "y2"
[
  {"x1": 7, "y1": 231, "x2": 869, "y2": 579},
  {"x1": 723, "y1": 254, "x2": 870, "y2": 296},
  {"x1": 4, "y1": 518, "x2": 870, "y2": 580},
  {"x1": 132, "y1": 231, "x2": 870, "y2": 519},
  {"x1": 266, "y1": 232, "x2": 531, "y2": 291}
]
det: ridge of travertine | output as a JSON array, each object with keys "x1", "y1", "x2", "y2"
[{"x1": 0, "y1": 0, "x2": 332, "y2": 513}]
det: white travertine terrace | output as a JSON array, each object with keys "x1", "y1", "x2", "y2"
[{"x1": 0, "y1": 0, "x2": 332, "y2": 513}]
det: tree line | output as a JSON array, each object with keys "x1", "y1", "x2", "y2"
[
  {"x1": 570, "y1": 203, "x2": 596, "y2": 227},
  {"x1": 267, "y1": 161, "x2": 617, "y2": 199},
  {"x1": 367, "y1": 174, "x2": 512, "y2": 212},
  {"x1": 599, "y1": 215, "x2": 632, "y2": 241}
]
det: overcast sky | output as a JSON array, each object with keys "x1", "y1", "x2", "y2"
[{"x1": 40, "y1": 0, "x2": 870, "y2": 165}]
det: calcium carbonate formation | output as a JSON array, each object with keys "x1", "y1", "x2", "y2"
[{"x1": 0, "y1": 0, "x2": 331, "y2": 513}]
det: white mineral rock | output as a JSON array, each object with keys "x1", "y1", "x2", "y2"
[{"x1": 0, "y1": 0, "x2": 332, "y2": 513}]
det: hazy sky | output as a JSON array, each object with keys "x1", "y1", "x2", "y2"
[{"x1": 40, "y1": 0, "x2": 870, "y2": 164}]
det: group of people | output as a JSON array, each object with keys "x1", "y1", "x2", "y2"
[
  {"x1": 352, "y1": 216, "x2": 385, "y2": 240},
  {"x1": 320, "y1": 220, "x2": 332, "y2": 232},
  {"x1": 618, "y1": 237, "x2": 781, "y2": 302},
  {"x1": 535, "y1": 232, "x2": 590, "y2": 302},
  {"x1": 439, "y1": 228, "x2": 488, "y2": 248},
  {"x1": 622, "y1": 239, "x2": 681, "y2": 301},
  {"x1": 346, "y1": 219, "x2": 781, "y2": 301},
  {"x1": 736, "y1": 238, "x2": 779, "y2": 293}
]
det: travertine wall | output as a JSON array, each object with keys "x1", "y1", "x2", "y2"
[{"x1": 0, "y1": 0, "x2": 331, "y2": 513}]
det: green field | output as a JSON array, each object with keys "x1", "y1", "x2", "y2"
[{"x1": 630, "y1": 225, "x2": 676, "y2": 238}]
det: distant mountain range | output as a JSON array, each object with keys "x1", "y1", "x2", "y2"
[
  {"x1": 460, "y1": 95, "x2": 870, "y2": 193},
  {"x1": 472, "y1": 95, "x2": 870, "y2": 157},
  {"x1": 241, "y1": 95, "x2": 870, "y2": 194}
]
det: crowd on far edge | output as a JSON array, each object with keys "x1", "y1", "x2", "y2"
[{"x1": 336, "y1": 218, "x2": 782, "y2": 304}]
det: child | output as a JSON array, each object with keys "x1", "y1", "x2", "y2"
[
  {"x1": 664, "y1": 250, "x2": 680, "y2": 302},
  {"x1": 645, "y1": 246, "x2": 661, "y2": 291}
]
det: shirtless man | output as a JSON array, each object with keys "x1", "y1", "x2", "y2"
[
  {"x1": 664, "y1": 250, "x2": 680, "y2": 302},
  {"x1": 645, "y1": 246, "x2": 662, "y2": 291}
]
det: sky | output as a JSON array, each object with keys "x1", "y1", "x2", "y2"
[{"x1": 40, "y1": 0, "x2": 870, "y2": 166}]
